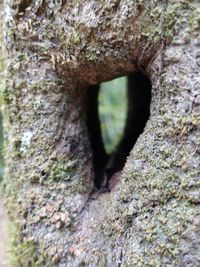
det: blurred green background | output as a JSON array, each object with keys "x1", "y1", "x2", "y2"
[{"x1": 99, "y1": 77, "x2": 127, "y2": 153}]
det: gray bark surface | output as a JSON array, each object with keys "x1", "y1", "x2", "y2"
[{"x1": 1, "y1": 0, "x2": 200, "y2": 266}]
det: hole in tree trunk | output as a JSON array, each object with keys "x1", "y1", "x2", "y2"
[{"x1": 87, "y1": 72, "x2": 152, "y2": 190}]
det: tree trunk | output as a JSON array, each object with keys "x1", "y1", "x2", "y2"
[{"x1": 1, "y1": 0, "x2": 200, "y2": 266}]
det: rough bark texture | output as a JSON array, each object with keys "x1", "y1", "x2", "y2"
[{"x1": 1, "y1": 0, "x2": 200, "y2": 266}]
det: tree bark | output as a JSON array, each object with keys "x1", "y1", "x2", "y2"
[{"x1": 1, "y1": 0, "x2": 200, "y2": 266}]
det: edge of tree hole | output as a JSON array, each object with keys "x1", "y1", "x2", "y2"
[{"x1": 86, "y1": 71, "x2": 152, "y2": 195}]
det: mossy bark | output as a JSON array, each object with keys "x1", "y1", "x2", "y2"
[{"x1": 1, "y1": 0, "x2": 200, "y2": 266}]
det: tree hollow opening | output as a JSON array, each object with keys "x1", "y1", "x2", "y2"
[{"x1": 87, "y1": 72, "x2": 152, "y2": 190}]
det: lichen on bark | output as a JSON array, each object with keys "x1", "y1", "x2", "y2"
[{"x1": 1, "y1": 0, "x2": 200, "y2": 266}]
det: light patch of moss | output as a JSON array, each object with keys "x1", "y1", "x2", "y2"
[
  {"x1": 44, "y1": 159, "x2": 78, "y2": 182},
  {"x1": 189, "y1": 8, "x2": 200, "y2": 33},
  {"x1": 163, "y1": 5, "x2": 178, "y2": 39},
  {"x1": 8, "y1": 223, "x2": 46, "y2": 267},
  {"x1": 85, "y1": 49, "x2": 99, "y2": 63}
]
